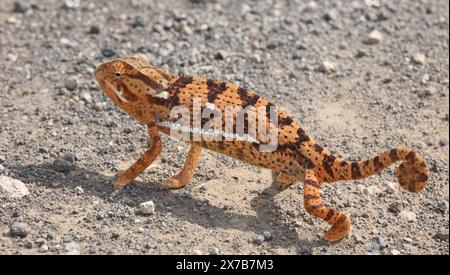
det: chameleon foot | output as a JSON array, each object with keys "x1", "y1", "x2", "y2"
[
  {"x1": 157, "y1": 176, "x2": 188, "y2": 191},
  {"x1": 112, "y1": 170, "x2": 133, "y2": 190},
  {"x1": 272, "y1": 171, "x2": 296, "y2": 191}
]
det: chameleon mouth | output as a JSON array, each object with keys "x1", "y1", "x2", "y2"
[{"x1": 104, "y1": 80, "x2": 128, "y2": 103}]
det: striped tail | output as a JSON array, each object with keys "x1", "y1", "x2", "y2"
[{"x1": 320, "y1": 147, "x2": 429, "y2": 193}]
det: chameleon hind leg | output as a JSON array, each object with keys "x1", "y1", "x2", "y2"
[
  {"x1": 272, "y1": 171, "x2": 297, "y2": 190},
  {"x1": 158, "y1": 145, "x2": 202, "y2": 190},
  {"x1": 114, "y1": 124, "x2": 162, "y2": 190},
  {"x1": 303, "y1": 169, "x2": 351, "y2": 242}
]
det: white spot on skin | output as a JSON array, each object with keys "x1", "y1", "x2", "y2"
[
  {"x1": 153, "y1": 91, "x2": 169, "y2": 99},
  {"x1": 105, "y1": 80, "x2": 128, "y2": 103},
  {"x1": 205, "y1": 102, "x2": 217, "y2": 111},
  {"x1": 156, "y1": 120, "x2": 260, "y2": 144}
]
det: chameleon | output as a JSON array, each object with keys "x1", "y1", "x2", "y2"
[{"x1": 94, "y1": 56, "x2": 429, "y2": 242}]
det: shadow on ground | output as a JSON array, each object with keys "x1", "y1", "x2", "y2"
[{"x1": 10, "y1": 162, "x2": 329, "y2": 252}]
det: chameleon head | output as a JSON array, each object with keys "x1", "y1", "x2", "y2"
[{"x1": 95, "y1": 56, "x2": 174, "y2": 108}]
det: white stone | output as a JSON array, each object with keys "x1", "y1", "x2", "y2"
[
  {"x1": 65, "y1": 242, "x2": 81, "y2": 255},
  {"x1": 140, "y1": 200, "x2": 155, "y2": 215},
  {"x1": 304, "y1": 1, "x2": 318, "y2": 11},
  {"x1": 6, "y1": 53, "x2": 18, "y2": 62},
  {"x1": 385, "y1": 181, "x2": 398, "y2": 194},
  {"x1": 74, "y1": 186, "x2": 84, "y2": 195},
  {"x1": 365, "y1": 30, "x2": 383, "y2": 45},
  {"x1": 318, "y1": 61, "x2": 336, "y2": 73},
  {"x1": 399, "y1": 210, "x2": 417, "y2": 222},
  {"x1": 0, "y1": 176, "x2": 29, "y2": 199},
  {"x1": 80, "y1": 92, "x2": 93, "y2": 104},
  {"x1": 412, "y1": 53, "x2": 426, "y2": 65}
]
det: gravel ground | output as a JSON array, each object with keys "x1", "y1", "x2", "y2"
[{"x1": 0, "y1": 0, "x2": 448, "y2": 255}]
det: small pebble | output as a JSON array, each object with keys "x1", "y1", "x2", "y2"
[
  {"x1": 80, "y1": 92, "x2": 93, "y2": 104},
  {"x1": 112, "y1": 231, "x2": 120, "y2": 239},
  {"x1": 388, "y1": 202, "x2": 402, "y2": 214},
  {"x1": 40, "y1": 244, "x2": 49, "y2": 252},
  {"x1": 433, "y1": 231, "x2": 449, "y2": 241},
  {"x1": 24, "y1": 240, "x2": 33, "y2": 249},
  {"x1": 13, "y1": 2, "x2": 28, "y2": 13},
  {"x1": 0, "y1": 176, "x2": 29, "y2": 199},
  {"x1": 74, "y1": 186, "x2": 84, "y2": 195},
  {"x1": 88, "y1": 25, "x2": 100, "y2": 35},
  {"x1": 101, "y1": 48, "x2": 116, "y2": 58},
  {"x1": 412, "y1": 53, "x2": 426, "y2": 65},
  {"x1": 399, "y1": 210, "x2": 417, "y2": 222},
  {"x1": 318, "y1": 61, "x2": 336, "y2": 73},
  {"x1": 139, "y1": 200, "x2": 155, "y2": 215},
  {"x1": 35, "y1": 238, "x2": 46, "y2": 247},
  {"x1": 214, "y1": 50, "x2": 228, "y2": 60},
  {"x1": 438, "y1": 139, "x2": 448, "y2": 147},
  {"x1": 323, "y1": 9, "x2": 338, "y2": 21},
  {"x1": 64, "y1": 78, "x2": 78, "y2": 91},
  {"x1": 52, "y1": 154, "x2": 76, "y2": 173},
  {"x1": 356, "y1": 49, "x2": 369, "y2": 58},
  {"x1": 181, "y1": 24, "x2": 193, "y2": 36},
  {"x1": 7, "y1": 53, "x2": 18, "y2": 62},
  {"x1": 304, "y1": 1, "x2": 318, "y2": 12},
  {"x1": 10, "y1": 222, "x2": 29, "y2": 238},
  {"x1": 262, "y1": 231, "x2": 273, "y2": 241},
  {"x1": 208, "y1": 246, "x2": 219, "y2": 255},
  {"x1": 365, "y1": 30, "x2": 383, "y2": 45},
  {"x1": 65, "y1": 242, "x2": 81, "y2": 255},
  {"x1": 253, "y1": 235, "x2": 265, "y2": 245},
  {"x1": 353, "y1": 233, "x2": 364, "y2": 244}
]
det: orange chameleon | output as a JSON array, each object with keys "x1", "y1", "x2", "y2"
[{"x1": 95, "y1": 56, "x2": 429, "y2": 242}]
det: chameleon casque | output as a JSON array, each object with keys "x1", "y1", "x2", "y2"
[{"x1": 95, "y1": 56, "x2": 429, "y2": 242}]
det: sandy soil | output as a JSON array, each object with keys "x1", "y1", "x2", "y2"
[{"x1": 0, "y1": 0, "x2": 448, "y2": 255}]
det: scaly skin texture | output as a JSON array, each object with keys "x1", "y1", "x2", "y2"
[{"x1": 95, "y1": 56, "x2": 430, "y2": 242}]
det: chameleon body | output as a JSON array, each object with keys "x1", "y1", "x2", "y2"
[{"x1": 95, "y1": 56, "x2": 429, "y2": 241}]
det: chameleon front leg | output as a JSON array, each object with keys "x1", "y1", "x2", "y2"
[
  {"x1": 272, "y1": 171, "x2": 297, "y2": 190},
  {"x1": 158, "y1": 145, "x2": 202, "y2": 190},
  {"x1": 303, "y1": 169, "x2": 351, "y2": 242},
  {"x1": 114, "y1": 124, "x2": 163, "y2": 190}
]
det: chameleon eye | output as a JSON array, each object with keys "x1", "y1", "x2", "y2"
[{"x1": 115, "y1": 72, "x2": 121, "y2": 78}]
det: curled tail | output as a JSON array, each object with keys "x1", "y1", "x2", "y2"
[{"x1": 315, "y1": 146, "x2": 429, "y2": 192}]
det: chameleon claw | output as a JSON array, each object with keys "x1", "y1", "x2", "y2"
[
  {"x1": 112, "y1": 181, "x2": 126, "y2": 191},
  {"x1": 112, "y1": 170, "x2": 132, "y2": 190},
  {"x1": 157, "y1": 176, "x2": 187, "y2": 191}
]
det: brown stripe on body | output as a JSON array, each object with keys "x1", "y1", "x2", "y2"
[
  {"x1": 118, "y1": 82, "x2": 139, "y2": 101},
  {"x1": 123, "y1": 73, "x2": 165, "y2": 91},
  {"x1": 296, "y1": 127, "x2": 311, "y2": 144},
  {"x1": 207, "y1": 79, "x2": 228, "y2": 103},
  {"x1": 389, "y1": 148, "x2": 399, "y2": 162},
  {"x1": 304, "y1": 194, "x2": 320, "y2": 200},
  {"x1": 324, "y1": 209, "x2": 335, "y2": 221},
  {"x1": 322, "y1": 155, "x2": 336, "y2": 179},
  {"x1": 166, "y1": 75, "x2": 194, "y2": 107},
  {"x1": 279, "y1": 116, "x2": 294, "y2": 126},
  {"x1": 304, "y1": 179, "x2": 321, "y2": 188},
  {"x1": 237, "y1": 87, "x2": 260, "y2": 108},
  {"x1": 351, "y1": 161, "x2": 362, "y2": 179},
  {"x1": 373, "y1": 156, "x2": 383, "y2": 171},
  {"x1": 314, "y1": 143, "x2": 324, "y2": 154},
  {"x1": 406, "y1": 151, "x2": 416, "y2": 161}
]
